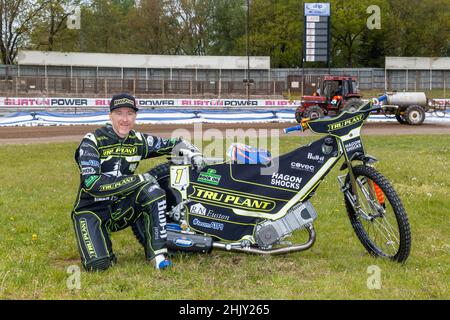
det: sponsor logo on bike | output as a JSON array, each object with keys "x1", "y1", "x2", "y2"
[
  {"x1": 344, "y1": 138, "x2": 363, "y2": 153},
  {"x1": 327, "y1": 114, "x2": 364, "y2": 131},
  {"x1": 290, "y1": 162, "x2": 315, "y2": 173},
  {"x1": 173, "y1": 237, "x2": 194, "y2": 248},
  {"x1": 189, "y1": 203, "x2": 230, "y2": 221},
  {"x1": 192, "y1": 218, "x2": 224, "y2": 231},
  {"x1": 271, "y1": 172, "x2": 303, "y2": 189},
  {"x1": 190, "y1": 203, "x2": 207, "y2": 215},
  {"x1": 307, "y1": 152, "x2": 325, "y2": 163},
  {"x1": 191, "y1": 186, "x2": 275, "y2": 212},
  {"x1": 197, "y1": 169, "x2": 221, "y2": 186}
]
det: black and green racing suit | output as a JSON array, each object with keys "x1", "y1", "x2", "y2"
[{"x1": 71, "y1": 124, "x2": 181, "y2": 271}]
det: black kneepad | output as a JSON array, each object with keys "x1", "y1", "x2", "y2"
[
  {"x1": 138, "y1": 183, "x2": 165, "y2": 204},
  {"x1": 84, "y1": 254, "x2": 116, "y2": 272}
]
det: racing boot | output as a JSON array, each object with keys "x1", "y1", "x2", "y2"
[{"x1": 154, "y1": 254, "x2": 172, "y2": 270}]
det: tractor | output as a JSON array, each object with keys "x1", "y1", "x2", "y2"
[{"x1": 294, "y1": 75, "x2": 363, "y2": 122}]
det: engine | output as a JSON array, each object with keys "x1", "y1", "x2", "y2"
[{"x1": 255, "y1": 201, "x2": 317, "y2": 248}]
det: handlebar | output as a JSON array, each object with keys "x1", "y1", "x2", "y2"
[
  {"x1": 284, "y1": 118, "x2": 310, "y2": 134},
  {"x1": 377, "y1": 94, "x2": 388, "y2": 104},
  {"x1": 283, "y1": 125, "x2": 303, "y2": 134}
]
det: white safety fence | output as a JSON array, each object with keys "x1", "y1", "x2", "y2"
[
  {"x1": 1, "y1": 97, "x2": 448, "y2": 126},
  {"x1": 1, "y1": 109, "x2": 449, "y2": 127}
]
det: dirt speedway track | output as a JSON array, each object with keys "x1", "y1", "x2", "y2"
[{"x1": 0, "y1": 122, "x2": 450, "y2": 145}]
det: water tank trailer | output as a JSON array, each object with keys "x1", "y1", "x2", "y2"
[{"x1": 376, "y1": 92, "x2": 444, "y2": 125}]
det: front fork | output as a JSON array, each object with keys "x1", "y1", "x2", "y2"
[
  {"x1": 336, "y1": 141, "x2": 376, "y2": 222},
  {"x1": 338, "y1": 174, "x2": 377, "y2": 222},
  {"x1": 338, "y1": 140, "x2": 363, "y2": 211}
]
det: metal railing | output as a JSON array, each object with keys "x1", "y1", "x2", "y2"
[
  {"x1": 0, "y1": 72, "x2": 447, "y2": 99},
  {"x1": 0, "y1": 76, "x2": 287, "y2": 98}
]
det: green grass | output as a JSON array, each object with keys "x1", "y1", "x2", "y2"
[{"x1": 0, "y1": 135, "x2": 449, "y2": 299}]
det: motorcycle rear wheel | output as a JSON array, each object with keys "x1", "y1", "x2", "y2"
[{"x1": 344, "y1": 165, "x2": 411, "y2": 263}]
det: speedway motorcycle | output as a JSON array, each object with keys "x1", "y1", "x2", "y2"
[{"x1": 132, "y1": 101, "x2": 411, "y2": 263}]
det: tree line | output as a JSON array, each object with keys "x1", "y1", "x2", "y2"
[{"x1": 1, "y1": 0, "x2": 448, "y2": 68}]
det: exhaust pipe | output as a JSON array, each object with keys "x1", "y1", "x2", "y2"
[{"x1": 212, "y1": 225, "x2": 316, "y2": 255}]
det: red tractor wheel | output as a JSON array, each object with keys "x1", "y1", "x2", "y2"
[{"x1": 303, "y1": 106, "x2": 324, "y2": 119}]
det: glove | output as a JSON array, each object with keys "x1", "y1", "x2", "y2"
[
  {"x1": 139, "y1": 172, "x2": 158, "y2": 185},
  {"x1": 173, "y1": 139, "x2": 200, "y2": 155},
  {"x1": 191, "y1": 153, "x2": 207, "y2": 173}
]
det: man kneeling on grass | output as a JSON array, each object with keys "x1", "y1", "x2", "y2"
[{"x1": 71, "y1": 93, "x2": 203, "y2": 271}]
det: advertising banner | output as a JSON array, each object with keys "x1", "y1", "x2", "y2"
[{"x1": 0, "y1": 97, "x2": 303, "y2": 108}]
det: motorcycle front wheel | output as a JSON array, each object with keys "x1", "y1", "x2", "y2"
[{"x1": 344, "y1": 165, "x2": 411, "y2": 263}]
